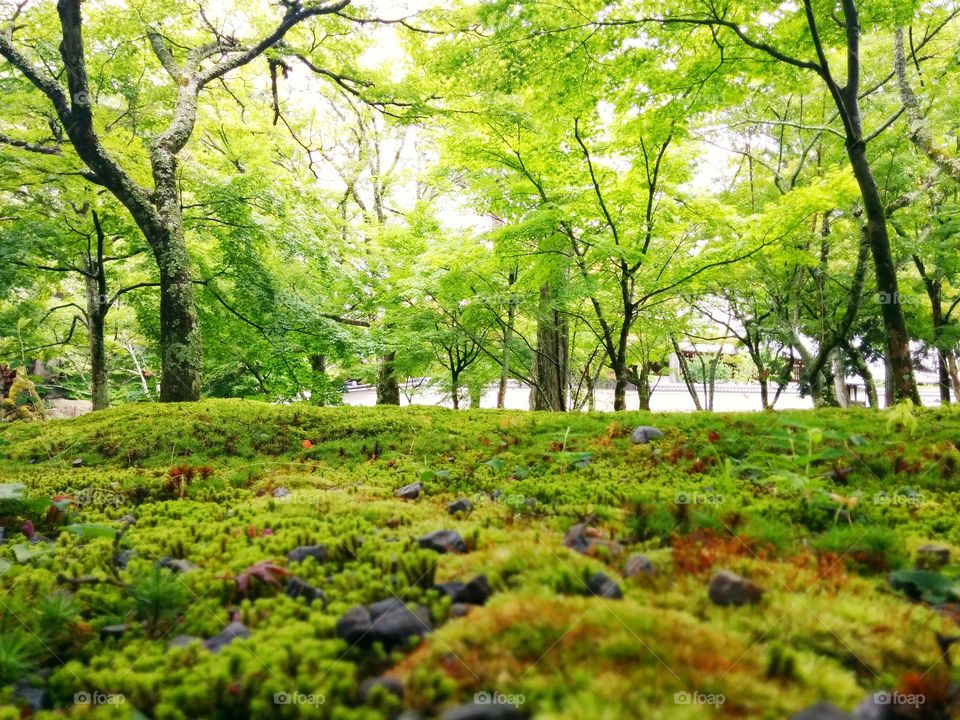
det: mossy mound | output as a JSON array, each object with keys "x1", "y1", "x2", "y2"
[{"x1": 1, "y1": 400, "x2": 959, "y2": 719}]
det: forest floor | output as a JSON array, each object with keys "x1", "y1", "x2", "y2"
[{"x1": 1, "y1": 400, "x2": 960, "y2": 719}]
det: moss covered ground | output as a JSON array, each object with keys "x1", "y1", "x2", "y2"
[{"x1": 1, "y1": 400, "x2": 960, "y2": 719}]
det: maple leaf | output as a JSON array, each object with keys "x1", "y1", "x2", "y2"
[{"x1": 233, "y1": 561, "x2": 291, "y2": 597}]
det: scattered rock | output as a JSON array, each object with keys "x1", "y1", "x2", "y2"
[
  {"x1": 99, "y1": 624, "x2": 126, "y2": 642},
  {"x1": 708, "y1": 570, "x2": 764, "y2": 607},
  {"x1": 790, "y1": 702, "x2": 852, "y2": 720},
  {"x1": 449, "y1": 603, "x2": 474, "y2": 618},
  {"x1": 916, "y1": 543, "x2": 950, "y2": 570},
  {"x1": 358, "y1": 675, "x2": 404, "y2": 702},
  {"x1": 272, "y1": 487, "x2": 290, "y2": 498},
  {"x1": 203, "y1": 622, "x2": 250, "y2": 652},
  {"x1": 287, "y1": 544, "x2": 327, "y2": 564},
  {"x1": 434, "y1": 581, "x2": 466, "y2": 600},
  {"x1": 158, "y1": 557, "x2": 198, "y2": 574},
  {"x1": 447, "y1": 498, "x2": 474, "y2": 515},
  {"x1": 623, "y1": 554, "x2": 656, "y2": 578},
  {"x1": 284, "y1": 577, "x2": 327, "y2": 606},
  {"x1": 585, "y1": 572, "x2": 623, "y2": 599},
  {"x1": 852, "y1": 693, "x2": 900, "y2": 720},
  {"x1": 13, "y1": 682, "x2": 46, "y2": 712},
  {"x1": 630, "y1": 426, "x2": 664, "y2": 444},
  {"x1": 434, "y1": 575, "x2": 492, "y2": 605},
  {"x1": 335, "y1": 600, "x2": 432, "y2": 648},
  {"x1": 335, "y1": 605, "x2": 374, "y2": 644},
  {"x1": 441, "y1": 700, "x2": 526, "y2": 720},
  {"x1": 418, "y1": 529, "x2": 467, "y2": 554},
  {"x1": 71, "y1": 457, "x2": 84, "y2": 468},
  {"x1": 116, "y1": 549, "x2": 136, "y2": 569},
  {"x1": 563, "y1": 523, "x2": 621, "y2": 557},
  {"x1": 167, "y1": 634, "x2": 201, "y2": 649},
  {"x1": 369, "y1": 598, "x2": 407, "y2": 618},
  {"x1": 457, "y1": 575, "x2": 492, "y2": 605},
  {"x1": 396, "y1": 482, "x2": 422, "y2": 500}
]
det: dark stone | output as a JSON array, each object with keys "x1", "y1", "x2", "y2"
[
  {"x1": 29, "y1": 534, "x2": 52, "y2": 545},
  {"x1": 790, "y1": 702, "x2": 852, "y2": 720},
  {"x1": 563, "y1": 523, "x2": 591, "y2": 554},
  {"x1": 159, "y1": 557, "x2": 198, "y2": 573},
  {"x1": 585, "y1": 572, "x2": 623, "y2": 599},
  {"x1": 287, "y1": 544, "x2": 327, "y2": 564},
  {"x1": 418, "y1": 529, "x2": 467, "y2": 554},
  {"x1": 116, "y1": 549, "x2": 136, "y2": 569},
  {"x1": 336, "y1": 601, "x2": 432, "y2": 648},
  {"x1": 450, "y1": 603, "x2": 474, "y2": 618},
  {"x1": 167, "y1": 634, "x2": 201, "y2": 649},
  {"x1": 369, "y1": 604, "x2": 432, "y2": 647},
  {"x1": 369, "y1": 598, "x2": 407, "y2": 618},
  {"x1": 99, "y1": 624, "x2": 126, "y2": 642},
  {"x1": 456, "y1": 575, "x2": 492, "y2": 605},
  {"x1": 630, "y1": 426, "x2": 664, "y2": 444},
  {"x1": 441, "y1": 701, "x2": 526, "y2": 720},
  {"x1": 358, "y1": 675, "x2": 404, "y2": 702},
  {"x1": 284, "y1": 577, "x2": 327, "y2": 606},
  {"x1": 434, "y1": 581, "x2": 467, "y2": 600},
  {"x1": 13, "y1": 682, "x2": 46, "y2": 712},
  {"x1": 852, "y1": 694, "x2": 894, "y2": 720},
  {"x1": 71, "y1": 458, "x2": 84, "y2": 468},
  {"x1": 708, "y1": 570, "x2": 763, "y2": 607},
  {"x1": 272, "y1": 487, "x2": 291, "y2": 498},
  {"x1": 562, "y1": 523, "x2": 620, "y2": 557},
  {"x1": 203, "y1": 622, "x2": 250, "y2": 652},
  {"x1": 447, "y1": 498, "x2": 474, "y2": 515},
  {"x1": 623, "y1": 554, "x2": 655, "y2": 578},
  {"x1": 395, "y1": 482, "x2": 422, "y2": 500},
  {"x1": 335, "y1": 605, "x2": 373, "y2": 644},
  {"x1": 916, "y1": 543, "x2": 950, "y2": 570}
]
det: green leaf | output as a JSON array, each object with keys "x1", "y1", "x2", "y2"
[
  {"x1": 0, "y1": 483, "x2": 25, "y2": 500},
  {"x1": 0, "y1": 559, "x2": 11, "y2": 576},
  {"x1": 11, "y1": 542, "x2": 52, "y2": 563},
  {"x1": 62, "y1": 524, "x2": 117, "y2": 539},
  {"x1": 889, "y1": 570, "x2": 960, "y2": 604}
]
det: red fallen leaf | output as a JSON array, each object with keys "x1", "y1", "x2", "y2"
[
  {"x1": 245, "y1": 525, "x2": 258, "y2": 538},
  {"x1": 51, "y1": 494, "x2": 75, "y2": 505},
  {"x1": 227, "y1": 683, "x2": 242, "y2": 696},
  {"x1": 260, "y1": 528, "x2": 274, "y2": 537},
  {"x1": 232, "y1": 561, "x2": 291, "y2": 597},
  {"x1": 708, "y1": 431, "x2": 720, "y2": 443},
  {"x1": 22, "y1": 520, "x2": 35, "y2": 539},
  {"x1": 302, "y1": 439, "x2": 313, "y2": 449}
]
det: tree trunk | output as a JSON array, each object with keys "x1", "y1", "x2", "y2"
[
  {"x1": 497, "y1": 296, "x2": 516, "y2": 409},
  {"x1": 376, "y1": 352, "x2": 401, "y2": 405},
  {"x1": 948, "y1": 353, "x2": 960, "y2": 399},
  {"x1": 843, "y1": 342, "x2": 878, "y2": 408},
  {"x1": 636, "y1": 364, "x2": 651, "y2": 411},
  {"x1": 938, "y1": 351, "x2": 951, "y2": 404},
  {"x1": 532, "y1": 283, "x2": 568, "y2": 411},
  {"x1": 83, "y1": 272, "x2": 108, "y2": 411},
  {"x1": 846, "y1": 144, "x2": 919, "y2": 404},
  {"x1": 758, "y1": 370, "x2": 770, "y2": 410},
  {"x1": 612, "y1": 364, "x2": 628, "y2": 412},
  {"x1": 831, "y1": 349, "x2": 850, "y2": 408}
]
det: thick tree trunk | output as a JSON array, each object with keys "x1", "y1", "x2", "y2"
[
  {"x1": 831, "y1": 350, "x2": 850, "y2": 408},
  {"x1": 636, "y1": 364, "x2": 651, "y2": 411},
  {"x1": 938, "y1": 351, "x2": 952, "y2": 404},
  {"x1": 150, "y1": 226, "x2": 202, "y2": 402},
  {"x1": 532, "y1": 284, "x2": 568, "y2": 411},
  {"x1": 847, "y1": 144, "x2": 919, "y2": 404},
  {"x1": 376, "y1": 352, "x2": 401, "y2": 405},
  {"x1": 612, "y1": 365, "x2": 628, "y2": 412},
  {"x1": 758, "y1": 371, "x2": 770, "y2": 410}
]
